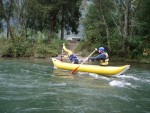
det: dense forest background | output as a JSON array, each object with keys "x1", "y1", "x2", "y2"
[
  {"x1": 0, "y1": 0, "x2": 150, "y2": 62},
  {"x1": 80, "y1": 0, "x2": 150, "y2": 61}
]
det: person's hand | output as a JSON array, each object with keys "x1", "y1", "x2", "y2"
[
  {"x1": 88, "y1": 57, "x2": 95, "y2": 62},
  {"x1": 95, "y1": 48, "x2": 98, "y2": 51}
]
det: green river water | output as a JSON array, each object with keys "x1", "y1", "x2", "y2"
[{"x1": 0, "y1": 58, "x2": 150, "y2": 113}]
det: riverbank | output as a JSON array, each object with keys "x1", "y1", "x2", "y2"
[
  {"x1": 0, "y1": 39, "x2": 150, "y2": 64},
  {"x1": 0, "y1": 38, "x2": 63, "y2": 58}
]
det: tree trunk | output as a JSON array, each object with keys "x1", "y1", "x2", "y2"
[
  {"x1": 6, "y1": 20, "x2": 10, "y2": 38},
  {"x1": 124, "y1": 0, "x2": 130, "y2": 37},
  {"x1": 19, "y1": 0, "x2": 26, "y2": 35},
  {"x1": 122, "y1": 0, "x2": 131, "y2": 52},
  {"x1": 61, "y1": 12, "x2": 65, "y2": 40},
  {"x1": 0, "y1": 0, "x2": 13, "y2": 39},
  {"x1": 130, "y1": 14, "x2": 135, "y2": 36},
  {"x1": 60, "y1": 2, "x2": 67, "y2": 40},
  {"x1": 113, "y1": 0, "x2": 124, "y2": 39}
]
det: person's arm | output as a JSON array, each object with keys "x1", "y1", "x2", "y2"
[{"x1": 95, "y1": 54, "x2": 106, "y2": 60}]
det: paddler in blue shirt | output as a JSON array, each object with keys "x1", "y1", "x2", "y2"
[
  {"x1": 63, "y1": 43, "x2": 79, "y2": 64},
  {"x1": 89, "y1": 47, "x2": 109, "y2": 65}
]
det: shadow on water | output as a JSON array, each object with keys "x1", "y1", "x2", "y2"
[{"x1": 0, "y1": 58, "x2": 150, "y2": 113}]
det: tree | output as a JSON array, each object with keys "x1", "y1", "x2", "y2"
[
  {"x1": 83, "y1": 0, "x2": 114, "y2": 51},
  {"x1": 0, "y1": 0, "x2": 15, "y2": 38},
  {"x1": 0, "y1": 0, "x2": 3, "y2": 32},
  {"x1": 83, "y1": 0, "x2": 145, "y2": 57},
  {"x1": 95, "y1": 0, "x2": 112, "y2": 51},
  {"x1": 137, "y1": 0, "x2": 150, "y2": 48},
  {"x1": 13, "y1": 0, "x2": 27, "y2": 35},
  {"x1": 25, "y1": 0, "x2": 82, "y2": 39}
]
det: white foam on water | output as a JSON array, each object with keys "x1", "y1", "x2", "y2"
[
  {"x1": 109, "y1": 80, "x2": 131, "y2": 87},
  {"x1": 78, "y1": 72, "x2": 89, "y2": 75},
  {"x1": 117, "y1": 74, "x2": 150, "y2": 84},
  {"x1": 20, "y1": 69, "x2": 30, "y2": 73},
  {"x1": 78, "y1": 72, "x2": 112, "y2": 80},
  {"x1": 48, "y1": 82, "x2": 67, "y2": 87},
  {"x1": 77, "y1": 72, "x2": 99, "y2": 78},
  {"x1": 53, "y1": 66, "x2": 57, "y2": 69},
  {"x1": 88, "y1": 73, "x2": 112, "y2": 80},
  {"x1": 116, "y1": 74, "x2": 140, "y2": 81},
  {"x1": 41, "y1": 92, "x2": 58, "y2": 95},
  {"x1": 88, "y1": 73, "x2": 99, "y2": 78},
  {"x1": 141, "y1": 78, "x2": 150, "y2": 84},
  {"x1": 22, "y1": 108, "x2": 42, "y2": 112}
]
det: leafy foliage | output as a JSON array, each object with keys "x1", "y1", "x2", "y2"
[
  {"x1": 0, "y1": 36, "x2": 63, "y2": 58},
  {"x1": 81, "y1": 0, "x2": 150, "y2": 59},
  {"x1": 25, "y1": 0, "x2": 82, "y2": 36}
]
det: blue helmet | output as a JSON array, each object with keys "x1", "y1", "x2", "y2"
[{"x1": 99, "y1": 47, "x2": 105, "y2": 51}]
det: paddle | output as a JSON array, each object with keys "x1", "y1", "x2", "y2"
[{"x1": 70, "y1": 49, "x2": 97, "y2": 74}]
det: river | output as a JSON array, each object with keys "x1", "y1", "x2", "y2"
[{"x1": 0, "y1": 58, "x2": 150, "y2": 113}]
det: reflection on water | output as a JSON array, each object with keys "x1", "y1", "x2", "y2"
[{"x1": 0, "y1": 58, "x2": 150, "y2": 113}]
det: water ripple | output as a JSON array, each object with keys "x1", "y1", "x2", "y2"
[{"x1": 117, "y1": 74, "x2": 150, "y2": 84}]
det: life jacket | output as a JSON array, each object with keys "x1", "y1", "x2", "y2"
[
  {"x1": 100, "y1": 52, "x2": 109, "y2": 66},
  {"x1": 69, "y1": 54, "x2": 79, "y2": 64}
]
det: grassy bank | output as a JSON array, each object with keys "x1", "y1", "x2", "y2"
[
  {"x1": 0, "y1": 38, "x2": 150, "y2": 64},
  {"x1": 0, "y1": 37, "x2": 63, "y2": 58}
]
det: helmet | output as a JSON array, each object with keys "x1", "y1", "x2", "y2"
[{"x1": 99, "y1": 47, "x2": 105, "y2": 51}]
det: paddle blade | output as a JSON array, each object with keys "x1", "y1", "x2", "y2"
[{"x1": 71, "y1": 66, "x2": 80, "y2": 74}]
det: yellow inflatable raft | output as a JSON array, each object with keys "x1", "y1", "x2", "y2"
[{"x1": 52, "y1": 58, "x2": 130, "y2": 76}]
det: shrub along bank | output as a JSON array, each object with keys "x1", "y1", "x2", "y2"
[
  {"x1": 0, "y1": 37, "x2": 63, "y2": 58},
  {"x1": 0, "y1": 38, "x2": 150, "y2": 64}
]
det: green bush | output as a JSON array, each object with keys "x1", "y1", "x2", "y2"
[
  {"x1": 34, "y1": 39, "x2": 63, "y2": 58},
  {"x1": 0, "y1": 38, "x2": 12, "y2": 56},
  {"x1": 0, "y1": 33, "x2": 68, "y2": 58},
  {"x1": 6, "y1": 37, "x2": 32, "y2": 57}
]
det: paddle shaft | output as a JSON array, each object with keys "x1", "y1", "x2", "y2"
[{"x1": 71, "y1": 49, "x2": 96, "y2": 74}]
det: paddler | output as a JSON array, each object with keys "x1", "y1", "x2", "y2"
[
  {"x1": 62, "y1": 43, "x2": 79, "y2": 64},
  {"x1": 88, "y1": 47, "x2": 109, "y2": 65}
]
